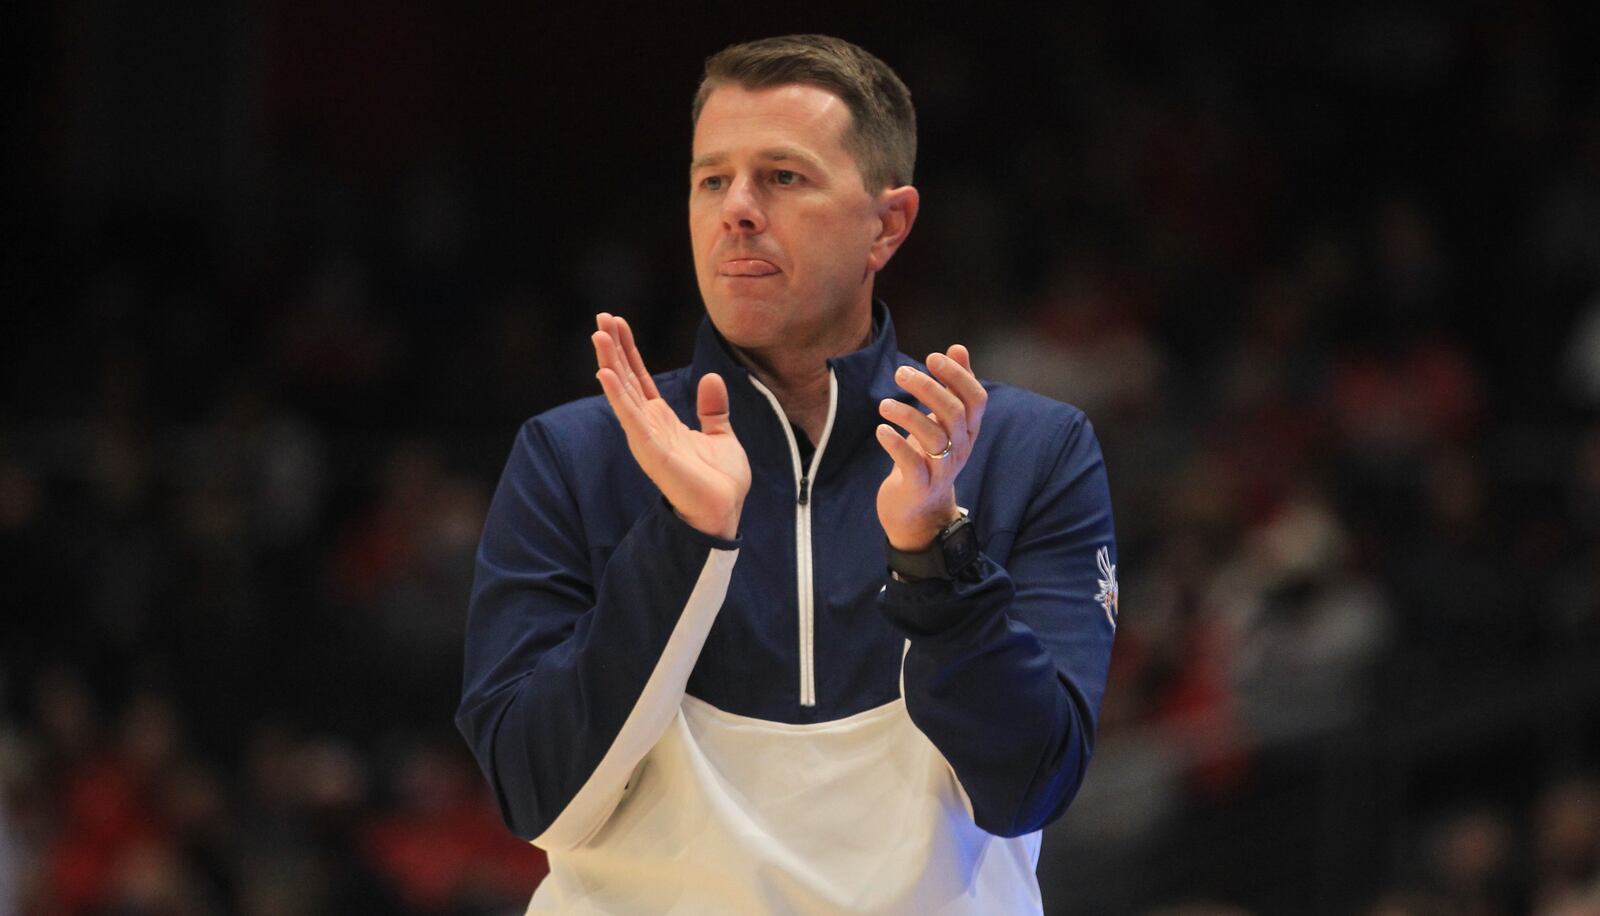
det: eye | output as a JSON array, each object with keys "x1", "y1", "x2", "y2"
[
  {"x1": 773, "y1": 170, "x2": 800, "y2": 186},
  {"x1": 700, "y1": 175, "x2": 726, "y2": 191}
]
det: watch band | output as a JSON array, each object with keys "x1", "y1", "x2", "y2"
[{"x1": 886, "y1": 509, "x2": 978, "y2": 581}]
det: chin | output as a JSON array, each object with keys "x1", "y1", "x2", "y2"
[
  {"x1": 711, "y1": 315, "x2": 783, "y2": 351},
  {"x1": 704, "y1": 296, "x2": 787, "y2": 349},
  {"x1": 710, "y1": 310, "x2": 771, "y2": 347}
]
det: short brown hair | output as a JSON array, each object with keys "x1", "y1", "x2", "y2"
[{"x1": 692, "y1": 34, "x2": 917, "y2": 191}]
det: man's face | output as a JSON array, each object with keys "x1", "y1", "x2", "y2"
[{"x1": 689, "y1": 83, "x2": 885, "y2": 352}]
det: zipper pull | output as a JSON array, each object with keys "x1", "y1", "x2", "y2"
[{"x1": 797, "y1": 476, "x2": 810, "y2": 506}]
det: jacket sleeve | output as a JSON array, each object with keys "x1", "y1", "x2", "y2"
[
  {"x1": 455, "y1": 417, "x2": 740, "y2": 849},
  {"x1": 877, "y1": 412, "x2": 1117, "y2": 838}
]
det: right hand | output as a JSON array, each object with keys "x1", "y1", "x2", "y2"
[{"x1": 592, "y1": 313, "x2": 750, "y2": 540}]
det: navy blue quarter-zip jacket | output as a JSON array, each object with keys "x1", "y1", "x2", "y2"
[{"x1": 456, "y1": 302, "x2": 1118, "y2": 869}]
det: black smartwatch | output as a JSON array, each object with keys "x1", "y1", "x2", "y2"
[{"x1": 886, "y1": 509, "x2": 979, "y2": 582}]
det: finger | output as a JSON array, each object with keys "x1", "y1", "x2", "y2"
[
  {"x1": 592, "y1": 328, "x2": 620, "y2": 383},
  {"x1": 595, "y1": 364, "x2": 650, "y2": 444},
  {"x1": 697, "y1": 373, "x2": 733, "y2": 437},
  {"x1": 893, "y1": 364, "x2": 966, "y2": 442},
  {"x1": 875, "y1": 424, "x2": 930, "y2": 487},
  {"x1": 947, "y1": 345, "x2": 984, "y2": 432},
  {"x1": 947, "y1": 344, "x2": 973, "y2": 375},
  {"x1": 592, "y1": 327, "x2": 631, "y2": 402},
  {"x1": 595, "y1": 315, "x2": 647, "y2": 410},
  {"x1": 879, "y1": 398, "x2": 950, "y2": 457},
  {"x1": 928, "y1": 348, "x2": 987, "y2": 434},
  {"x1": 615, "y1": 315, "x2": 662, "y2": 401},
  {"x1": 592, "y1": 316, "x2": 612, "y2": 373},
  {"x1": 594, "y1": 313, "x2": 622, "y2": 379}
]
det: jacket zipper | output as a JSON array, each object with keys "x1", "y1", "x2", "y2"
[{"x1": 748, "y1": 373, "x2": 839, "y2": 707}]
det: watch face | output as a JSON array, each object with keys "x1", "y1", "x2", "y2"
[
  {"x1": 945, "y1": 532, "x2": 973, "y2": 565},
  {"x1": 941, "y1": 518, "x2": 978, "y2": 573}
]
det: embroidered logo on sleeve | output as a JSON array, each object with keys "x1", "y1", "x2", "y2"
[{"x1": 1095, "y1": 546, "x2": 1119, "y2": 630}]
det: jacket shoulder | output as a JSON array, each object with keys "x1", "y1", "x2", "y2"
[
  {"x1": 981, "y1": 382, "x2": 1092, "y2": 440},
  {"x1": 969, "y1": 381, "x2": 1106, "y2": 500}
]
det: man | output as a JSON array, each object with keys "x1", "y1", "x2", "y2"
[{"x1": 457, "y1": 34, "x2": 1117, "y2": 914}]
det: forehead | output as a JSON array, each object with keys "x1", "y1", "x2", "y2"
[{"x1": 692, "y1": 83, "x2": 854, "y2": 161}]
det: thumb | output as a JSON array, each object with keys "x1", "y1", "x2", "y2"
[{"x1": 697, "y1": 372, "x2": 733, "y2": 436}]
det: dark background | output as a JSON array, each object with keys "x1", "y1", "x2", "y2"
[{"x1": 4, "y1": 2, "x2": 1600, "y2": 914}]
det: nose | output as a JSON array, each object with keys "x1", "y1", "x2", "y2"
[{"x1": 720, "y1": 176, "x2": 767, "y2": 235}]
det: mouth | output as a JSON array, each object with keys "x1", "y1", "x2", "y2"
[{"x1": 718, "y1": 258, "x2": 781, "y2": 277}]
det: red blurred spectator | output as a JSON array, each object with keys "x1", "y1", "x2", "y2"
[{"x1": 361, "y1": 741, "x2": 545, "y2": 913}]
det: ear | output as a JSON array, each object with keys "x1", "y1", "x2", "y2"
[{"x1": 866, "y1": 185, "x2": 920, "y2": 273}]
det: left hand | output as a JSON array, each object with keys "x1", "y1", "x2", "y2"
[{"x1": 875, "y1": 344, "x2": 988, "y2": 551}]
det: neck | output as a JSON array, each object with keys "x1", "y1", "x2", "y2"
[{"x1": 731, "y1": 306, "x2": 873, "y2": 446}]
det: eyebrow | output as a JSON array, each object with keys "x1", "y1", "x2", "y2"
[{"x1": 689, "y1": 148, "x2": 820, "y2": 174}]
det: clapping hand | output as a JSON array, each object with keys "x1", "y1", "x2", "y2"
[
  {"x1": 592, "y1": 313, "x2": 751, "y2": 540},
  {"x1": 875, "y1": 345, "x2": 987, "y2": 551}
]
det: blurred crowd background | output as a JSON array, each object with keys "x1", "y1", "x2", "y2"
[{"x1": 4, "y1": 2, "x2": 1600, "y2": 914}]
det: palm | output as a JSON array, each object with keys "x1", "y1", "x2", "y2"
[{"x1": 633, "y1": 397, "x2": 751, "y2": 521}]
